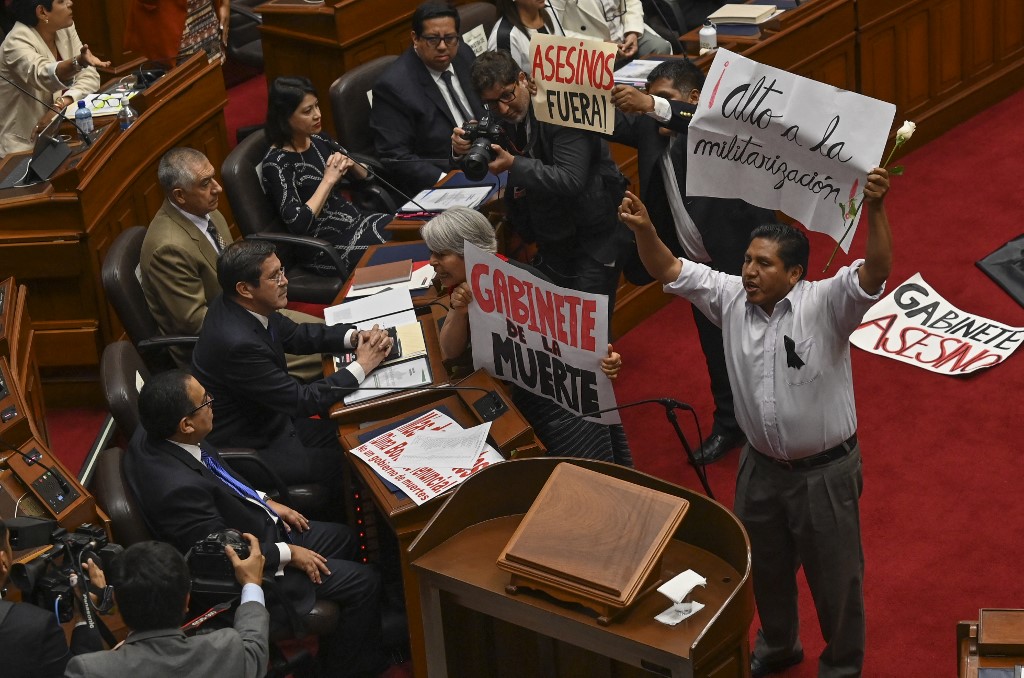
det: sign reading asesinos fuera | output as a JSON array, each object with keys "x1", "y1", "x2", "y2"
[{"x1": 528, "y1": 33, "x2": 617, "y2": 135}]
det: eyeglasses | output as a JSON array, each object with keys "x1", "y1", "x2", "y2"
[
  {"x1": 601, "y1": 0, "x2": 627, "y2": 21},
  {"x1": 187, "y1": 394, "x2": 214, "y2": 416},
  {"x1": 419, "y1": 34, "x2": 459, "y2": 48},
  {"x1": 267, "y1": 267, "x2": 286, "y2": 285},
  {"x1": 483, "y1": 83, "x2": 518, "y2": 110}
]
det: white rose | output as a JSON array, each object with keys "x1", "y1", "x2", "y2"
[{"x1": 896, "y1": 120, "x2": 916, "y2": 142}]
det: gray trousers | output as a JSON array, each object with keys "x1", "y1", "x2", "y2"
[{"x1": 734, "y1": 443, "x2": 866, "y2": 677}]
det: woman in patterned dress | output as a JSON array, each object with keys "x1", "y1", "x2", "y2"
[{"x1": 261, "y1": 76, "x2": 393, "y2": 278}]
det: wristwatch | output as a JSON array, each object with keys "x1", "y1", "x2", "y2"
[{"x1": 72, "y1": 55, "x2": 83, "y2": 72}]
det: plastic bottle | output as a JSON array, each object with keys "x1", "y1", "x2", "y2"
[
  {"x1": 74, "y1": 100, "x2": 94, "y2": 142},
  {"x1": 117, "y1": 96, "x2": 138, "y2": 131},
  {"x1": 699, "y1": 20, "x2": 717, "y2": 52}
]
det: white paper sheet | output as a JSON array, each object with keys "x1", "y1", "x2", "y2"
[{"x1": 396, "y1": 421, "x2": 491, "y2": 469}]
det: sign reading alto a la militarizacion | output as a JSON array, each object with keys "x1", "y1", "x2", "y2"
[
  {"x1": 688, "y1": 48, "x2": 896, "y2": 250},
  {"x1": 528, "y1": 33, "x2": 617, "y2": 135}
]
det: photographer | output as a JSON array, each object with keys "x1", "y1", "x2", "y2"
[
  {"x1": 66, "y1": 537, "x2": 268, "y2": 677},
  {"x1": 0, "y1": 520, "x2": 103, "y2": 678},
  {"x1": 452, "y1": 49, "x2": 629, "y2": 308},
  {"x1": 124, "y1": 369, "x2": 387, "y2": 677}
]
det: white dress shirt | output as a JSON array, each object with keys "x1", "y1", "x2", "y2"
[{"x1": 665, "y1": 260, "x2": 884, "y2": 459}]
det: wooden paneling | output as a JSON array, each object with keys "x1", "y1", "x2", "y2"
[{"x1": 67, "y1": 0, "x2": 138, "y2": 74}]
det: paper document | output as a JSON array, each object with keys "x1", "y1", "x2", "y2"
[
  {"x1": 325, "y1": 287, "x2": 415, "y2": 329},
  {"x1": 399, "y1": 186, "x2": 492, "y2": 212},
  {"x1": 396, "y1": 421, "x2": 491, "y2": 469},
  {"x1": 64, "y1": 91, "x2": 139, "y2": 118},
  {"x1": 614, "y1": 59, "x2": 661, "y2": 87},
  {"x1": 348, "y1": 409, "x2": 505, "y2": 505},
  {"x1": 654, "y1": 569, "x2": 708, "y2": 626},
  {"x1": 343, "y1": 356, "x2": 431, "y2": 405}
]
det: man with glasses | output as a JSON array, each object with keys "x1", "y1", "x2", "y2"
[
  {"x1": 190, "y1": 239, "x2": 393, "y2": 507},
  {"x1": 453, "y1": 49, "x2": 628, "y2": 306},
  {"x1": 141, "y1": 147, "x2": 325, "y2": 381},
  {"x1": 370, "y1": 1, "x2": 484, "y2": 194},
  {"x1": 122, "y1": 369, "x2": 386, "y2": 677},
  {"x1": 548, "y1": 0, "x2": 673, "y2": 66}
]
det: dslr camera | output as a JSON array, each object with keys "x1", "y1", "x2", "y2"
[
  {"x1": 187, "y1": 529, "x2": 251, "y2": 607},
  {"x1": 8, "y1": 518, "x2": 122, "y2": 623},
  {"x1": 459, "y1": 113, "x2": 509, "y2": 181}
]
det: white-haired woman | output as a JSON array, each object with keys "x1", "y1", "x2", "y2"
[{"x1": 422, "y1": 207, "x2": 632, "y2": 466}]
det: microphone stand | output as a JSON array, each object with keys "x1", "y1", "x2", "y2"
[
  {"x1": 579, "y1": 398, "x2": 714, "y2": 499},
  {"x1": 320, "y1": 137, "x2": 430, "y2": 212}
]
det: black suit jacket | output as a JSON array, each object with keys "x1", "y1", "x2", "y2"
[
  {"x1": 370, "y1": 44, "x2": 484, "y2": 194},
  {"x1": 124, "y1": 430, "x2": 317, "y2": 614},
  {"x1": 611, "y1": 100, "x2": 777, "y2": 280},
  {"x1": 191, "y1": 295, "x2": 355, "y2": 450},
  {"x1": 0, "y1": 600, "x2": 100, "y2": 678}
]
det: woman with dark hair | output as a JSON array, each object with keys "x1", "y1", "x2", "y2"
[
  {"x1": 423, "y1": 207, "x2": 633, "y2": 466},
  {"x1": 0, "y1": 0, "x2": 108, "y2": 156},
  {"x1": 261, "y1": 76, "x2": 393, "y2": 278},
  {"x1": 487, "y1": 0, "x2": 564, "y2": 72}
]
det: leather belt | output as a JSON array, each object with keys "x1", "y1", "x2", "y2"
[{"x1": 752, "y1": 433, "x2": 857, "y2": 470}]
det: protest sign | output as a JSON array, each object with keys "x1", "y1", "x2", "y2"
[
  {"x1": 850, "y1": 273, "x2": 1024, "y2": 374},
  {"x1": 688, "y1": 48, "x2": 896, "y2": 250},
  {"x1": 464, "y1": 242, "x2": 620, "y2": 424},
  {"x1": 348, "y1": 409, "x2": 505, "y2": 506},
  {"x1": 528, "y1": 33, "x2": 617, "y2": 134}
]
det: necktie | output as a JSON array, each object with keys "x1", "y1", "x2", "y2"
[
  {"x1": 206, "y1": 219, "x2": 226, "y2": 253},
  {"x1": 440, "y1": 70, "x2": 473, "y2": 125},
  {"x1": 201, "y1": 450, "x2": 285, "y2": 529}
]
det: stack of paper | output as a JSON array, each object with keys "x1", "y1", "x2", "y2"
[
  {"x1": 707, "y1": 3, "x2": 781, "y2": 24},
  {"x1": 613, "y1": 59, "x2": 662, "y2": 88},
  {"x1": 399, "y1": 186, "x2": 493, "y2": 213}
]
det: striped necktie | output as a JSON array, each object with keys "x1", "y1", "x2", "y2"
[{"x1": 206, "y1": 219, "x2": 226, "y2": 253}]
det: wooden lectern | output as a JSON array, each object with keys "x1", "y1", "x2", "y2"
[{"x1": 410, "y1": 458, "x2": 754, "y2": 678}]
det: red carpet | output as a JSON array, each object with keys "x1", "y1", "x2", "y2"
[
  {"x1": 46, "y1": 83, "x2": 1024, "y2": 675},
  {"x1": 613, "y1": 86, "x2": 1024, "y2": 675}
]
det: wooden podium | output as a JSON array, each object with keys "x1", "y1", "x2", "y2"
[
  {"x1": 409, "y1": 458, "x2": 754, "y2": 678},
  {"x1": 0, "y1": 54, "x2": 230, "y2": 404}
]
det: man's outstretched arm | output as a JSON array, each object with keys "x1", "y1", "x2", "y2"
[
  {"x1": 858, "y1": 167, "x2": 893, "y2": 295},
  {"x1": 618, "y1": 191, "x2": 683, "y2": 285}
]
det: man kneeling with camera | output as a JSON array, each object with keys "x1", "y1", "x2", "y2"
[
  {"x1": 66, "y1": 537, "x2": 268, "y2": 677},
  {"x1": 123, "y1": 370, "x2": 387, "y2": 677}
]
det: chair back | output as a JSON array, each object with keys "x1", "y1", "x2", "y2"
[
  {"x1": 221, "y1": 129, "x2": 284, "y2": 239},
  {"x1": 102, "y1": 226, "x2": 161, "y2": 347},
  {"x1": 329, "y1": 55, "x2": 397, "y2": 158},
  {"x1": 100, "y1": 341, "x2": 149, "y2": 439},
  {"x1": 91, "y1": 447, "x2": 155, "y2": 546},
  {"x1": 457, "y1": 2, "x2": 498, "y2": 36}
]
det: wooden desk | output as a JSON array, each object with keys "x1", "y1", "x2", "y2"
[
  {"x1": 959, "y1": 610, "x2": 1024, "y2": 677},
  {"x1": 409, "y1": 458, "x2": 754, "y2": 678},
  {"x1": 0, "y1": 55, "x2": 230, "y2": 405},
  {"x1": 0, "y1": 278, "x2": 47, "y2": 445},
  {"x1": 340, "y1": 368, "x2": 543, "y2": 678}
]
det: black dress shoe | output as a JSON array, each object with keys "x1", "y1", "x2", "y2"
[
  {"x1": 690, "y1": 431, "x2": 745, "y2": 465},
  {"x1": 750, "y1": 649, "x2": 804, "y2": 677}
]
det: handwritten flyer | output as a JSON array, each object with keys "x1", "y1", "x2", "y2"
[
  {"x1": 528, "y1": 33, "x2": 617, "y2": 135},
  {"x1": 688, "y1": 48, "x2": 896, "y2": 250}
]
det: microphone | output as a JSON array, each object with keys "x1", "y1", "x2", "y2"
[
  {"x1": 575, "y1": 397, "x2": 713, "y2": 499},
  {"x1": 0, "y1": 70, "x2": 94, "y2": 148},
  {"x1": 0, "y1": 435, "x2": 76, "y2": 497},
  {"x1": 327, "y1": 383, "x2": 509, "y2": 422},
  {"x1": 320, "y1": 136, "x2": 430, "y2": 212}
]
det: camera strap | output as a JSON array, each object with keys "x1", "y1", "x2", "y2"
[{"x1": 181, "y1": 599, "x2": 238, "y2": 636}]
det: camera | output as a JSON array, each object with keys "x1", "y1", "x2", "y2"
[
  {"x1": 187, "y1": 528, "x2": 250, "y2": 581},
  {"x1": 8, "y1": 518, "x2": 123, "y2": 623},
  {"x1": 459, "y1": 113, "x2": 509, "y2": 181}
]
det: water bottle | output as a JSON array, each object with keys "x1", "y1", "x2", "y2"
[
  {"x1": 74, "y1": 100, "x2": 94, "y2": 142},
  {"x1": 699, "y1": 20, "x2": 717, "y2": 52},
  {"x1": 117, "y1": 96, "x2": 138, "y2": 131}
]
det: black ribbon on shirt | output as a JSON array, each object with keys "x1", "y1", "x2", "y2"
[{"x1": 784, "y1": 335, "x2": 805, "y2": 369}]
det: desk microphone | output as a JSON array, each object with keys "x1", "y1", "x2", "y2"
[
  {"x1": 0, "y1": 70, "x2": 94, "y2": 148},
  {"x1": 320, "y1": 137, "x2": 430, "y2": 213},
  {"x1": 0, "y1": 435, "x2": 76, "y2": 497},
  {"x1": 327, "y1": 383, "x2": 509, "y2": 422},
  {"x1": 575, "y1": 397, "x2": 713, "y2": 499}
]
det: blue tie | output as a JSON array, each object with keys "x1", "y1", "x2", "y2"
[{"x1": 201, "y1": 450, "x2": 283, "y2": 525}]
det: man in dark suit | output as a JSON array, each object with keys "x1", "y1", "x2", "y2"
[
  {"x1": 191, "y1": 239, "x2": 392, "y2": 492},
  {"x1": 610, "y1": 59, "x2": 779, "y2": 463},
  {"x1": 124, "y1": 369, "x2": 387, "y2": 677},
  {"x1": 0, "y1": 521, "x2": 103, "y2": 678},
  {"x1": 66, "y1": 538, "x2": 270, "y2": 678},
  {"x1": 141, "y1": 146, "x2": 323, "y2": 380},
  {"x1": 371, "y1": 2, "x2": 484, "y2": 195}
]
